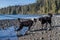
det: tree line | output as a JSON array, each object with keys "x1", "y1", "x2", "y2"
[{"x1": 0, "y1": 0, "x2": 60, "y2": 14}]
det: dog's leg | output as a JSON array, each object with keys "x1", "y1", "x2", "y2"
[
  {"x1": 41, "y1": 24, "x2": 43, "y2": 29},
  {"x1": 47, "y1": 23, "x2": 52, "y2": 31},
  {"x1": 45, "y1": 22, "x2": 48, "y2": 29},
  {"x1": 16, "y1": 25, "x2": 23, "y2": 31}
]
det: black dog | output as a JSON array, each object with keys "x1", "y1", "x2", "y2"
[
  {"x1": 16, "y1": 18, "x2": 35, "y2": 31},
  {"x1": 39, "y1": 13, "x2": 53, "y2": 29}
]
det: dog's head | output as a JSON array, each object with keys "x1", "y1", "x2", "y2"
[
  {"x1": 48, "y1": 13, "x2": 53, "y2": 17},
  {"x1": 34, "y1": 18, "x2": 37, "y2": 22}
]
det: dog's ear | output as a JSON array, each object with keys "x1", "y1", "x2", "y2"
[
  {"x1": 18, "y1": 18, "x2": 20, "y2": 20},
  {"x1": 39, "y1": 17, "x2": 42, "y2": 21},
  {"x1": 18, "y1": 18, "x2": 20, "y2": 21}
]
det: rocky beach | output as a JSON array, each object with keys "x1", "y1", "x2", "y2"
[{"x1": 0, "y1": 15, "x2": 60, "y2": 40}]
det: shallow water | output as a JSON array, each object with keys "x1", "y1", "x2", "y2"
[
  {"x1": 0, "y1": 26, "x2": 29, "y2": 40},
  {"x1": 0, "y1": 26, "x2": 18, "y2": 40},
  {"x1": 0, "y1": 14, "x2": 41, "y2": 20},
  {"x1": 19, "y1": 27, "x2": 29, "y2": 36}
]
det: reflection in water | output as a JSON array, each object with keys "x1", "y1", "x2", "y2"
[
  {"x1": 19, "y1": 26, "x2": 29, "y2": 36},
  {"x1": 0, "y1": 26, "x2": 18, "y2": 40}
]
